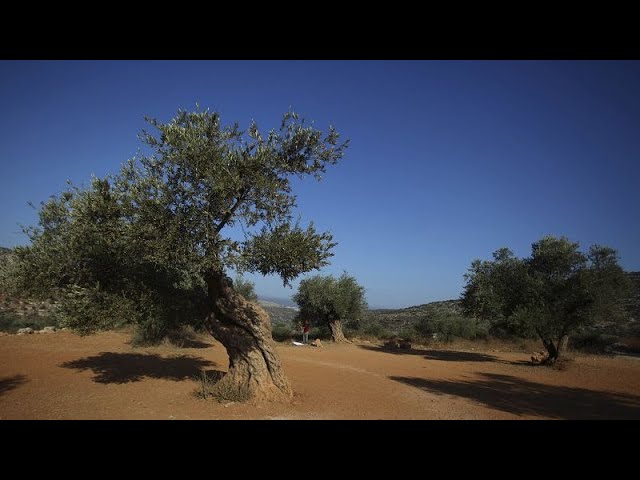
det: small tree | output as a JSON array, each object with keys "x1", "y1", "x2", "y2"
[
  {"x1": 293, "y1": 272, "x2": 367, "y2": 342},
  {"x1": 233, "y1": 276, "x2": 258, "y2": 302},
  {"x1": 4, "y1": 107, "x2": 348, "y2": 400},
  {"x1": 461, "y1": 235, "x2": 631, "y2": 364}
]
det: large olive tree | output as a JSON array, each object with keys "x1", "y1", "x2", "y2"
[
  {"x1": 6, "y1": 107, "x2": 348, "y2": 400},
  {"x1": 461, "y1": 236, "x2": 631, "y2": 364}
]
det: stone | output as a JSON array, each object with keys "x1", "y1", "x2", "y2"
[{"x1": 530, "y1": 351, "x2": 547, "y2": 364}]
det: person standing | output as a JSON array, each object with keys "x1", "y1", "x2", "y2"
[{"x1": 302, "y1": 320, "x2": 310, "y2": 344}]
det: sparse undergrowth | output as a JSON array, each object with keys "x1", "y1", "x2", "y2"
[
  {"x1": 193, "y1": 371, "x2": 250, "y2": 403},
  {"x1": 131, "y1": 325, "x2": 205, "y2": 348}
]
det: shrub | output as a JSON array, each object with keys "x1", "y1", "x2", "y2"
[
  {"x1": 131, "y1": 325, "x2": 203, "y2": 348},
  {"x1": 272, "y1": 323, "x2": 295, "y2": 342},
  {"x1": 570, "y1": 332, "x2": 619, "y2": 353},
  {"x1": 193, "y1": 371, "x2": 223, "y2": 399},
  {"x1": 398, "y1": 326, "x2": 418, "y2": 343},
  {"x1": 415, "y1": 315, "x2": 489, "y2": 342},
  {"x1": 209, "y1": 378, "x2": 251, "y2": 403},
  {"x1": 0, "y1": 311, "x2": 57, "y2": 333},
  {"x1": 361, "y1": 321, "x2": 391, "y2": 339},
  {"x1": 194, "y1": 372, "x2": 250, "y2": 403}
]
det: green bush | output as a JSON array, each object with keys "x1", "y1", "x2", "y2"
[
  {"x1": 570, "y1": 332, "x2": 619, "y2": 353},
  {"x1": 272, "y1": 323, "x2": 295, "y2": 342},
  {"x1": 361, "y1": 321, "x2": 392, "y2": 339},
  {"x1": 0, "y1": 311, "x2": 57, "y2": 333},
  {"x1": 415, "y1": 316, "x2": 489, "y2": 342},
  {"x1": 398, "y1": 326, "x2": 418, "y2": 342},
  {"x1": 310, "y1": 323, "x2": 332, "y2": 340},
  {"x1": 414, "y1": 317, "x2": 436, "y2": 337}
]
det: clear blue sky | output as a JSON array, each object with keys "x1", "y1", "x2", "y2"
[{"x1": 1, "y1": 60, "x2": 639, "y2": 308}]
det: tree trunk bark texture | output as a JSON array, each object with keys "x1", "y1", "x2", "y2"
[
  {"x1": 205, "y1": 271, "x2": 292, "y2": 402},
  {"x1": 541, "y1": 338, "x2": 559, "y2": 364},
  {"x1": 557, "y1": 334, "x2": 569, "y2": 355},
  {"x1": 328, "y1": 319, "x2": 350, "y2": 343}
]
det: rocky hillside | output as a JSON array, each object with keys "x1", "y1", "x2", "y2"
[
  {"x1": 365, "y1": 300, "x2": 464, "y2": 333},
  {"x1": 258, "y1": 300, "x2": 298, "y2": 325}
]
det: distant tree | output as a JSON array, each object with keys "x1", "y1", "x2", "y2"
[
  {"x1": 461, "y1": 236, "x2": 631, "y2": 364},
  {"x1": 233, "y1": 276, "x2": 258, "y2": 302},
  {"x1": 293, "y1": 272, "x2": 367, "y2": 342},
  {"x1": 2, "y1": 107, "x2": 348, "y2": 400}
]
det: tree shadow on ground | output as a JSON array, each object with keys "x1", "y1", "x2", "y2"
[
  {"x1": 422, "y1": 350, "x2": 500, "y2": 362},
  {"x1": 359, "y1": 344, "x2": 499, "y2": 362},
  {"x1": 391, "y1": 373, "x2": 640, "y2": 419},
  {"x1": 61, "y1": 352, "x2": 215, "y2": 384},
  {"x1": 0, "y1": 374, "x2": 27, "y2": 396}
]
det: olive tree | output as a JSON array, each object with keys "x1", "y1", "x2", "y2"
[
  {"x1": 6, "y1": 107, "x2": 348, "y2": 400},
  {"x1": 461, "y1": 236, "x2": 631, "y2": 364},
  {"x1": 293, "y1": 272, "x2": 367, "y2": 342}
]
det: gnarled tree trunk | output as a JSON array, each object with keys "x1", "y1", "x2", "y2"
[
  {"x1": 205, "y1": 271, "x2": 292, "y2": 401},
  {"x1": 541, "y1": 338, "x2": 558, "y2": 364},
  {"x1": 328, "y1": 319, "x2": 350, "y2": 343},
  {"x1": 540, "y1": 334, "x2": 569, "y2": 365},
  {"x1": 558, "y1": 334, "x2": 569, "y2": 355}
]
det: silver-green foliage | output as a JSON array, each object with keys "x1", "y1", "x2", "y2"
[
  {"x1": 233, "y1": 276, "x2": 258, "y2": 302},
  {"x1": 2, "y1": 107, "x2": 348, "y2": 341},
  {"x1": 461, "y1": 235, "x2": 631, "y2": 358},
  {"x1": 293, "y1": 272, "x2": 367, "y2": 325}
]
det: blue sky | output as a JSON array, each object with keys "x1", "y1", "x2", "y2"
[{"x1": 1, "y1": 60, "x2": 639, "y2": 308}]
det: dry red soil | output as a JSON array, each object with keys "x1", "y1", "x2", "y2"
[{"x1": 1, "y1": 331, "x2": 639, "y2": 420}]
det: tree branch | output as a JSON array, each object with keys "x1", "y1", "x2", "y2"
[{"x1": 213, "y1": 188, "x2": 246, "y2": 235}]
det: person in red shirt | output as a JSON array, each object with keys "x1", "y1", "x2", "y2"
[{"x1": 302, "y1": 320, "x2": 310, "y2": 344}]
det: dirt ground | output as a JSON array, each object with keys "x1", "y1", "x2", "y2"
[{"x1": 1, "y1": 331, "x2": 639, "y2": 420}]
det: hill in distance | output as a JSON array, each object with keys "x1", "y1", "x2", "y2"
[
  {"x1": 258, "y1": 297, "x2": 299, "y2": 325},
  {"x1": 365, "y1": 299, "x2": 463, "y2": 334},
  {"x1": 258, "y1": 295, "x2": 297, "y2": 308}
]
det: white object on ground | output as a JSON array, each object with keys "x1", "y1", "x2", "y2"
[{"x1": 292, "y1": 341, "x2": 305, "y2": 346}]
